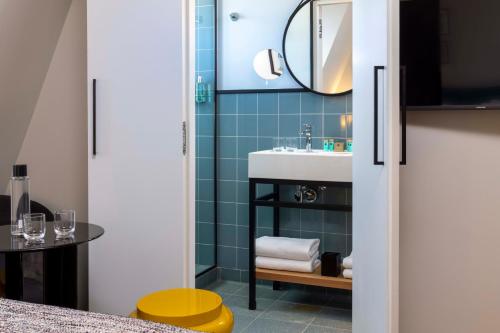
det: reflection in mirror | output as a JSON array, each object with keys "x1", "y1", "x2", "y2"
[
  {"x1": 253, "y1": 49, "x2": 284, "y2": 81},
  {"x1": 284, "y1": 0, "x2": 352, "y2": 95}
]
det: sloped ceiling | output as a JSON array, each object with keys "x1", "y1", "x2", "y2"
[{"x1": 0, "y1": 0, "x2": 72, "y2": 190}]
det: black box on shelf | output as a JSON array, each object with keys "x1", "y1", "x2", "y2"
[{"x1": 321, "y1": 252, "x2": 342, "y2": 277}]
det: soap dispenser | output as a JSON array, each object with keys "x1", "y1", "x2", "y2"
[
  {"x1": 195, "y1": 75, "x2": 207, "y2": 104},
  {"x1": 10, "y1": 164, "x2": 30, "y2": 236}
]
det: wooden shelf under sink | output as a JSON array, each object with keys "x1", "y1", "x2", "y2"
[
  {"x1": 255, "y1": 266, "x2": 352, "y2": 290},
  {"x1": 248, "y1": 178, "x2": 353, "y2": 309}
]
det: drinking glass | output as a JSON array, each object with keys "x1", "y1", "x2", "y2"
[
  {"x1": 286, "y1": 137, "x2": 298, "y2": 152},
  {"x1": 54, "y1": 209, "x2": 76, "y2": 237},
  {"x1": 55, "y1": 235, "x2": 75, "y2": 246},
  {"x1": 23, "y1": 213, "x2": 46, "y2": 241},
  {"x1": 272, "y1": 137, "x2": 284, "y2": 151}
]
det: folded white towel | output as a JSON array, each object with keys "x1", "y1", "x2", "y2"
[
  {"x1": 256, "y1": 256, "x2": 321, "y2": 273},
  {"x1": 256, "y1": 236, "x2": 320, "y2": 261},
  {"x1": 342, "y1": 254, "x2": 353, "y2": 269},
  {"x1": 343, "y1": 269, "x2": 352, "y2": 279}
]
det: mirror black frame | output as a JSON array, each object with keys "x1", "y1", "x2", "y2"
[{"x1": 282, "y1": 0, "x2": 353, "y2": 97}]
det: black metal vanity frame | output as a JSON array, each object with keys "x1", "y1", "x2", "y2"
[{"x1": 248, "y1": 177, "x2": 352, "y2": 310}]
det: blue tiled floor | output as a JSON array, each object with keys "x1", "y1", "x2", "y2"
[{"x1": 206, "y1": 280, "x2": 352, "y2": 333}]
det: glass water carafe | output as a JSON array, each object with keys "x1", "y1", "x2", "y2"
[{"x1": 10, "y1": 165, "x2": 30, "y2": 236}]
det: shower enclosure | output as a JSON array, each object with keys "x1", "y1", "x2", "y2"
[{"x1": 195, "y1": 0, "x2": 217, "y2": 277}]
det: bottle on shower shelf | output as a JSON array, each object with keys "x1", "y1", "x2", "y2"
[
  {"x1": 10, "y1": 164, "x2": 30, "y2": 236},
  {"x1": 195, "y1": 75, "x2": 207, "y2": 104},
  {"x1": 207, "y1": 83, "x2": 214, "y2": 103}
]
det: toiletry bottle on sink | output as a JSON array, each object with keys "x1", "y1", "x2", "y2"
[
  {"x1": 323, "y1": 139, "x2": 329, "y2": 151},
  {"x1": 328, "y1": 139, "x2": 335, "y2": 152},
  {"x1": 346, "y1": 139, "x2": 353, "y2": 152}
]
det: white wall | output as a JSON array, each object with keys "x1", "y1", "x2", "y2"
[
  {"x1": 0, "y1": 0, "x2": 71, "y2": 190},
  {"x1": 16, "y1": 0, "x2": 88, "y2": 220},
  {"x1": 400, "y1": 111, "x2": 500, "y2": 333},
  {"x1": 217, "y1": 0, "x2": 301, "y2": 90},
  {"x1": 0, "y1": 0, "x2": 88, "y2": 220}
]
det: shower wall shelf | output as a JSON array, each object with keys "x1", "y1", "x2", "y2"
[{"x1": 247, "y1": 177, "x2": 353, "y2": 310}]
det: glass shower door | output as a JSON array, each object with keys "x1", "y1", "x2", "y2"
[{"x1": 195, "y1": 0, "x2": 216, "y2": 276}]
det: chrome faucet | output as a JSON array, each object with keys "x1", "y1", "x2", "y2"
[{"x1": 300, "y1": 123, "x2": 313, "y2": 152}]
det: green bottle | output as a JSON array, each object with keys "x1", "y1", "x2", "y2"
[
  {"x1": 323, "y1": 139, "x2": 329, "y2": 151},
  {"x1": 346, "y1": 139, "x2": 353, "y2": 152},
  {"x1": 328, "y1": 139, "x2": 335, "y2": 152},
  {"x1": 196, "y1": 76, "x2": 207, "y2": 104}
]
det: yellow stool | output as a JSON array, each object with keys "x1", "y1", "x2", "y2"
[{"x1": 130, "y1": 288, "x2": 233, "y2": 333}]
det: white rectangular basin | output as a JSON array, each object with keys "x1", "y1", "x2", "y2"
[{"x1": 248, "y1": 150, "x2": 352, "y2": 182}]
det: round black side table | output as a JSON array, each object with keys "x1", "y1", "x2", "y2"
[{"x1": 0, "y1": 222, "x2": 104, "y2": 310}]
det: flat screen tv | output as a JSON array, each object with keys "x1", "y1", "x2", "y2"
[{"x1": 401, "y1": 0, "x2": 500, "y2": 110}]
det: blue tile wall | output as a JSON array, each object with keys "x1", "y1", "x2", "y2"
[
  {"x1": 195, "y1": 0, "x2": 216, "y2": 272},
  {"x1": 195, "y1": 0, "x2": 353, "y2": 280},
  {"x1": 216, "y1": 92, "x2": 353, "y2": 282}
]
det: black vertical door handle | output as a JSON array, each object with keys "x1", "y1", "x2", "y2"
[
  {"x1": 400, "y1": 66, "x2": 407, "y2": 165},
  {"x1": 92, "y1": 79, "x2": 97, "y2": 156},
  {"x1": 374, "y1": 66, "x2": 385, "y2": 165}
]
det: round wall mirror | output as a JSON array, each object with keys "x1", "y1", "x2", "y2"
[
  {"x1": 283, "y1": 0, "x2": 352, "y2": 95},
  {"x1": 253, "y1": 49, "x2": 284, "y2": 81}
]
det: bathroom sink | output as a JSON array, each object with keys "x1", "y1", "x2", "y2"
[{"x1": 248, "y1": 150, "x2": 352, "y2": 182}]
